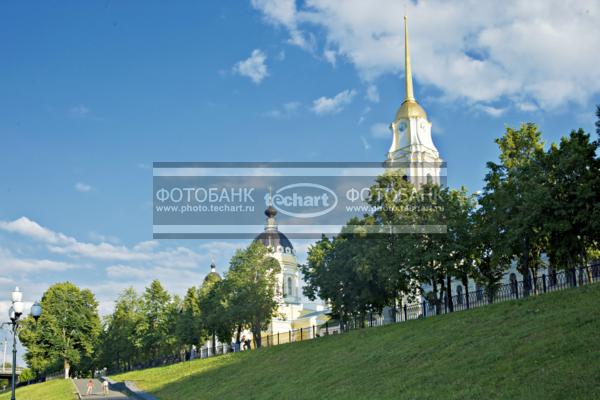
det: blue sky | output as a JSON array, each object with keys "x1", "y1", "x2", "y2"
[{"x1": 1, "y1": 0, "x2": 599, "y2": 339}]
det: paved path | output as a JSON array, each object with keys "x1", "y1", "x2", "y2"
[{"x1": 72, "y1": 378, "x2": 131, "y2": 399}]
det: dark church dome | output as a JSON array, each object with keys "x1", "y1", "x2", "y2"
[{"x1": 254, "y1": 230, "x2": 294, "y2": 251}]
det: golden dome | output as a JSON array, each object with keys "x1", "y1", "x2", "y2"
[{"x1": 395, "y1": 99, "x2": 427, "y2": 120}]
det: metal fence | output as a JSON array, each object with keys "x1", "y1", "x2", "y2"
[
  {"x1": 113, "y1": 263, "x2": 600, "y2": 373},
  {"x1": 248, "y1": 264, "x2": 600, "y2": 345},
  {"x1": 213, "y1": 264, "x2": 600, "y2": 352}
]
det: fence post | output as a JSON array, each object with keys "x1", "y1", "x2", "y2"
[
  {"x1": 403, "y1": 304, "x2": 408, "y2": 321},
  {"x1": 313, "y1": 325, "x2": 316, "y2": 338},
  {"x1": 444, "y1": 296, "x2": 448, "y2": 314},
  {"x1": 422, "y1": 301, "x2": 427, "y2": 318},
  {"x1": 289, "y1": 330, "x2": 292, "y2": 343},
  {"x1": 277, "y1": 332, "x2": 280, "y2": 345},
  {"x1": 542, "y1": 274, "x2": 547, "y2": 293},
  {"x1": 325, "y1": 321, "x2": 329, "y2": 335},
  {"x1": 515, "y1": 283, "x2": 519, "y2": 299}
]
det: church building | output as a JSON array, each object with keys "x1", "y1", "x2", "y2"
[{"x1": 253, "y1": 198, "x2": 329, "y2": 337}]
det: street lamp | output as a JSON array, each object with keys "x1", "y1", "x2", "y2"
[{"x1": 1, "y1": 287, "x2": 42, "y2": 400}]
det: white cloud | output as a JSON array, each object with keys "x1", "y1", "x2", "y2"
[
  {"x1": 251, "y1": 0, "x2": 313, "y2": 50},
  {"x1": 251, "y1": 0, "x2": 296, "y2": 27},
  {"x1": 0, "y1": 217, "x2": 201, "y2": 264},
  {"x1": 360, "y1": 136, "x2": 371, "y2": 151},
  {"x1": 370, "y1": 122, "x2": 390, "y2": 138},
  {"x1": 365, "y1": 84, "x2": 380, "y2": 103},
  {"x1": 311, "y1": 89, "x2": 356, "y2": 115},
  {"x1": 75, "y1": 182, "x2": 92, "y2": 192},
  {"x1": 252, "y1": 0, "x2": 600, "y2": 110},
  {"x1": 517, "y1": 102, "x2": 538, "y2": 112},
  {"x1": 324, "y1": 49, "x2": 337, "y2": 66},
  {"x1": 89, "y1": 231, "x2": 120, "y2": 244},
  {"x1": 478, "y1": 105, "x2": 506, "y2": 117},
  {"x1": 233, "y1": 49, "x2": 269, "y2": 84},
  {"x1": 0, "y1": 217, "x2": 251, "y2": 315},
  {"x1": 0, "y1": 217, "x2": 68, "y2": 244},
  {"x1": 358, "y1": 106, "x2": 371, "y2": 124},
  {"x1": 0, "y1": 248, "x2": 78, "y2": 272}
]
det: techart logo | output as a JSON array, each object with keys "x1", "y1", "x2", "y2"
[{"x1": 265, "y1": 183, "x2": 338, "y2": 218}]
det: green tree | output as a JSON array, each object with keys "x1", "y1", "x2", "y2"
[
  {"x1": 137, "y1": 280, "x2": 173, "y2": 363},
  {"x1": 482, "y1": 123, "x2": 547, "y2": 292},
  {"x1": 303, "y1": 218, "x2": 393, "y2": 327},
  {"x1": 176, "y1": 287, "x2": 204, "y2": 356},
  {"x1": 98, "y1": 288, "x2": 142, "y2": 372},
  {"x1": 18, "y1": 368, "x2": 36, "y2": 384},
  {"x1": 544, "y1": 129, "x2": 600, "y2": 280},
  {"x1": 19, "y1": 282, "x2": 101, "y2": 379},
  {"x1": 199, "y1": 280, "x2": 234, "y2": 354},
  {"x1": 225, "y1": 242, "x2": 280, "y2": 348},
  {"x1": 198, "y1": 270, "x2": 223, "y2": 355},
  {"x1": 472, "y1": 195, "x2": 513, "y2": 302},
  {"x1": 366, "y1": 170, "x2": 421, "y2": 315},
  {"x1": 441, "y1": 187, "x2": 477, "y2": 310}
]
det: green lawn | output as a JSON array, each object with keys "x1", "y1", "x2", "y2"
[
  {"x1": 114, "y1": 284, "x2": 600, "y2": 400},
  {"x1": 0, "y1": 379, "x2": 76, "y2": 400}
]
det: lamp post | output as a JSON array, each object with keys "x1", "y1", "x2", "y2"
[{"x1": 1, "y1": 287, "x2": 42, "y2": 400}]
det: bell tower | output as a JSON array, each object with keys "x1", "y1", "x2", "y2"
[{"x1": 387, "y1": 16, "x2": 443, "y2": 187}]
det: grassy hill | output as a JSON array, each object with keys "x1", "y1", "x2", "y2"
[
  {"x1": 113, "y1": 284, "x2": 600, "y2": 400},
  {"x1": 0, "y1": 379, "x2": 75, "y2": 400}
]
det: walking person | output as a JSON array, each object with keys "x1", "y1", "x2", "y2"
[
  {"x1": 86, "y1": 379, "x2": 94, "y2": 396},
  {"x1": 102, "y1": 379, "x2": 109, "y2": 396}
]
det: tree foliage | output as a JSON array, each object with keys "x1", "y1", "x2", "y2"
[
  {"x1": 225, "y1": 241, "x2": 281, "y2": 348},
  {"x1": 19, "y1": 282, "x2": 101, "y2": 378}
]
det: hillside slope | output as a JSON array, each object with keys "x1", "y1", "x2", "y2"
[
  {"x1": 114, "y1": 284, "x2": 600, "y2": 400},
  {"x1": 0, "y1": 379, "x2": 75, "y2": 400}
]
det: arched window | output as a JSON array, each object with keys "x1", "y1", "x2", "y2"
[
  {"x1": 509, "y1": 273, "x2": 518, "y2": 295},
  {"x1": 426, "y1": 173, "x2": 433, "y2": 184},
  {"x1": 456, "y1": 285, "x2": 463, "y2": 305},
  {"x1": 287, "y1": 277, "x2": 293, "y2": 296}
]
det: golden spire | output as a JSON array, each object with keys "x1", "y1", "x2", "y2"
[
  {"x1": 394, "y1": 14, "x2": 427, "y2": 121},
  {"x1": 404, "y1": 15, "x2": 415, "y2": 102}
]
